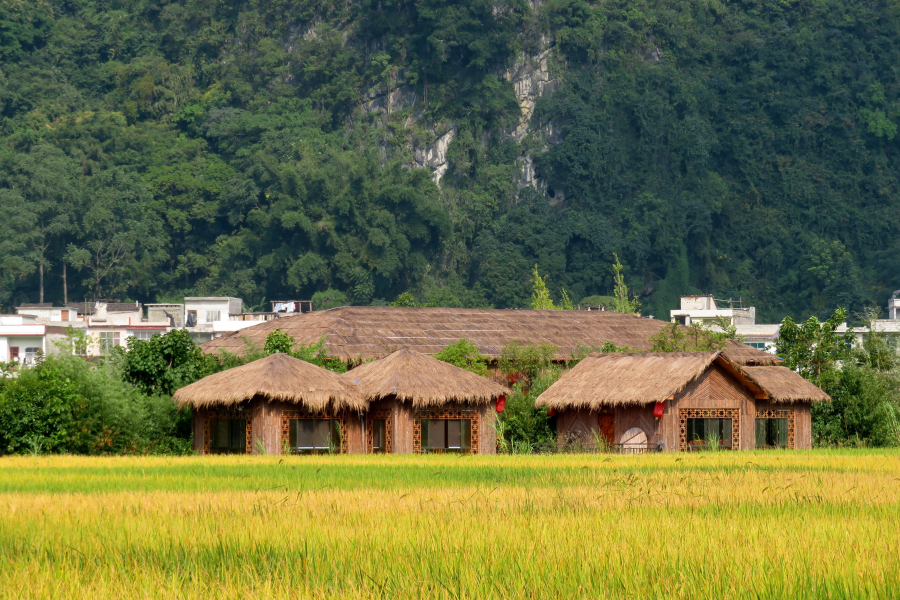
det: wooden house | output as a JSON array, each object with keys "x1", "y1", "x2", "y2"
[
  {"x1": 535, "y1": 352, "x2": 829, "y2": 451},
  {"x1": 174, "y1": 353, "x2": 366, "y2": 455},
  {"x1": 348, "y1": 348, "x2": 510, "y2": 454},
  {"x1": 199, "y1": 306, "x2": 777, "y2": 367}
]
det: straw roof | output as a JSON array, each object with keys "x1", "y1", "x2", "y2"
[
  {"x1": 742, "y1": 366, "x2": 830, "y2": 402},
  {"x1": 347, "y1": 348, "x2": 510, "y2": 408},
  {"x1": 535, "y1": 352, "x2": 724, "y2": 410},
  {"x1": 173, "y1": 353, "x2": 365, "y2": 411},
  {"x1": 199, "y1": 306, "x2": 776, "y2": 365}
]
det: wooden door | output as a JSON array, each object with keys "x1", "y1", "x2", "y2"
[{"x1": 598, "y1": 415, "x2": 615, "y2": 447}]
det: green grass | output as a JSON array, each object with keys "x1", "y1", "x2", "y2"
[{"x1": 1, "y1": 451, "x2": 899, "y2": 598}]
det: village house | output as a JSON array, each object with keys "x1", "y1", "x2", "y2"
[
  {"x1": 348, "y1": 348, "x2": 509, "y2": 454},
  {"x1": 535, "y1": 352, "x2": 829, "y2": 452},
  {"x1": 174, "y1": 353, "x2": 365, "y2": 455}
]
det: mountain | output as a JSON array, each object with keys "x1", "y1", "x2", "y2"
[{"x1": 1, "y1": 0, "x2": 898, "y2": 321}]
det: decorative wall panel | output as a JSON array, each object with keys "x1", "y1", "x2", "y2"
[
  {"x1": 755, "y1": 408, "x2": 795, "y2": 450},
  {"x1": 203, "y1": 410, "x2": 252, "y2": 455},
  {"x1": 678, "y1": 408, "x2": 741, "y2": 451},
  {"x1": 366, "y1": 410, "x2": 393, "y2": 454},
  {"x1": 413, "y1": 408, "x2": 480, "y2": 454},
  {"x1": 280, "y1": 410, "x2": 348, "y2": 454}
]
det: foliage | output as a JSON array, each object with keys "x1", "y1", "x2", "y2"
[
  {"x1": 263, "y1": 329, "x2": 294, "y2": 355},
  {"x1": 1, "y1": 0, "x2": 900, "y2": 319},
  {"x1": 0, "y1": 355, "x2": 191, "y2": 455},
  {"x1": 263, "y1": 330, "x2": 346, "y2": 373},
  {"x1": 433, "y1": 339, "x2": 489, "y2": 377},
  {"x1": 649, "y1": 323, "x2": 727, "y2": 352},
  {"x1": 495, "y1": 342, "x2": 561, "y2": 448},
  {"x1": 777, "y1": 307, "x2": 900, "y2": 447},
  {"x1": 117, "y1": 329, "x2": 216, "y2": 396},
  {"x1": 612, "y1": 253, "x2": 640, "y2": 315},
  {"x1": 775, "y1": 308, "x2": 853, "y2": 385}
]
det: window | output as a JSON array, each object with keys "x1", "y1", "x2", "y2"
[
  {"x1": 23, "y1": 348, "x2": 41, "y2": 366},
  {"x1": 371, "y1": 419, "x2": 387, "y2": 454},
  {"x1": 9, "y1": 347, "x2": 19, "y2": 361},
  {"x1": 421, "y1": 419, "x2": 472, "y2": 453},
  {"x1": 209, "y1": 419, "x2": 248, "y2": 454},
  {"x1": 129, "y1": 331, "x2": 156, "y2": 342},
  {"x1": 186, "y1": 310, "x2": 197, "y2": 327},
  {"x1": 745, "y1": 342, "x2": 768, "y2": 350},
  {"x1": 685, "y1": 418, "x2": 733, "y2": 450},
  {"x1": 289, "y1": 419, "x2": 341, "y2": 454},
  {"x1": 756, "y1": 418, "x2": 788, "y2": 449},
  {"x1": 205, "y1": 310, "x2": 221, "y2": 323},
  {"x1": 98, "y1": 332, "x2": 120, "y2": 353}
]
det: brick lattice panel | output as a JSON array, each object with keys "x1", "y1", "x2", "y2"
[
  {"x1": 755, "y1": 408, "x2": 795, "y2": 449},
  {"x1": 366, "y1": 410, "x2": 393, "y2": 454},
  {"x1": 413, "y1": 409, "x2": 480, "y2": 454},
  {"x1": 281, "y1": 410, "x2": 348, "y2": 454},
  {"x1": 678, "y1": 408, "x2": 741, "y2": 452},
  {"x1": 203, "y1": 410, "x2": 253, "y2": 455}
]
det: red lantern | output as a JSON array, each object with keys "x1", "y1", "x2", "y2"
[
  {"x1": 495, "y1": 395, "x2": 507, "y2": 413},
  {"x1": 653, "y1": 402, "x2": 666, "y2": 419},
  {"x1": 548, "y1": 408, "x2": 557, "y2": 417}
]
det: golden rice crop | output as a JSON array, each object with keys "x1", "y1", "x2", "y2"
[{"x1": 1, "y1": 451, "x2": 898, "y2": 599}]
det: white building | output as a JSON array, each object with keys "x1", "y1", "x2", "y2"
[
  {"x1": 0, "y1": 315, "x2": 69, "y2": 365},
  {"x1": 670, "y1": 295, "x2": 756, "y2": 327},
  {"x1": 670, "y1": 295, "x2": 778, "y2": 352},
  {"x1": 15, "y1": 304, "x2": 79, "y2": 323},
  {"x1": 183, "y1": 297, "x2": 276, "y2": 343}
]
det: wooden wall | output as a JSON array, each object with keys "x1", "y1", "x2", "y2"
[{"x1": 669, "y1": 363, "x2": 757, "y2": 450}]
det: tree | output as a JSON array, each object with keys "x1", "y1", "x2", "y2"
[
  {"x1": 775, "y1": 308, "x2": 853, "y2": 386},
  {"x1": 434, "y1": 339, "x2": 489, "y2": 376},
  {"x1": 0, "y1": 146, "x2": 79, "y2": 303},
  {"x1": 264, "y1": 329, "x2": 294, "y2": 355},
  {"x1": 612, "y1": 254, "x2": 641, "y2": 315},
  {"x1": 650, "y1": 323, "x2": 727, "y2": 352},
  {"x1": 117, "y1": 329, "x2": 213, "y2": 396},
  {"x1": 66, "y1": 168, "x2": 166, "y2": 299}
]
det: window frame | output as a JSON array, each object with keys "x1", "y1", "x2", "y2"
[
  {"x1": 413, "y1": 409, "x2": 480, "y2": 454},
  {"x1": 281, "y1": 411, "x2": 348, "y2": 455},
  {"x1": 755, "y1": 409, "x2": 795, "y2": 449},
  {"x1": 203, "y1": 412, "x2": 251, "y2": 455}
]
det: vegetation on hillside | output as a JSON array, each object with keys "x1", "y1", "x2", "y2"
[{"x1": 1, "y1": 0, "x2": 898, "y2": 320}]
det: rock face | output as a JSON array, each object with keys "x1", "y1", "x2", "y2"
[
  {"x1": 414, "y1": 127, "x2": 457, "y2": 183},
  {"x1": 361, "y1": 31, "x2": 561, "y2": 191},
  {"x1": 504, "y1": 39, "x2": 557, "y2": 144},
  {"x1": 503, "y1": 35, "x2": 563, "y2": 197}
]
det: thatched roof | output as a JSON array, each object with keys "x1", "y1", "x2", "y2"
[
  {"x1": 347, "y1": 348, "x2": 510, "y2": 407},
  {"x1": 742, "y1": 366, "x2": 830, "y2": 402},
  {"x1": 173, "y1": 353, "x2": 365, "y2": 411},
  {"x1": 535, "y1": 352, "x2": 725, "y2": 410},
  {"x1": 199, "y1": 306, "x2": 775, "y2": 365}
]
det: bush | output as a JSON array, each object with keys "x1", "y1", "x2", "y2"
[{"x1": 0, "y1": 355, "x2": 193, "y2": 455}]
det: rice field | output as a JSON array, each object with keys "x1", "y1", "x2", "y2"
[{"x1": 1, "y1": 451, "x2": 899, "y2": 599}]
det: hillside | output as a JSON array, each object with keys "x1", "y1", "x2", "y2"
[{"x1": 2, "y1": 0, "x2": 898, "y2": 320}]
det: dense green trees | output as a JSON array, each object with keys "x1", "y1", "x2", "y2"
[{"x1": 1, "y1": 0, "x2": 899, "y2": 320}]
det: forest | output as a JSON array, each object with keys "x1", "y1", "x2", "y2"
[{"x1": 2, "y1": 0, "x2": 899, "y2": 321}]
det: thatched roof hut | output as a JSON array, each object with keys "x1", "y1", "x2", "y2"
[
  {"x1": 348, "y1": 348, "x2": 510, "y2": 408},
  {"x1": 173, "y1": 353, "x2": 365, "y2": 411},
  {"x1": 535, "y1": 352, "x2": 828, "y2": 411},
  {"x1": 535, "y1": 352, "x2": 739, "y2": 410},
  {"x1": 741, "y1": 366, "x2": 830, "y2": 402},
  {"x1": 198, "y1": 306, "x2": 776, "y2": 365}
]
